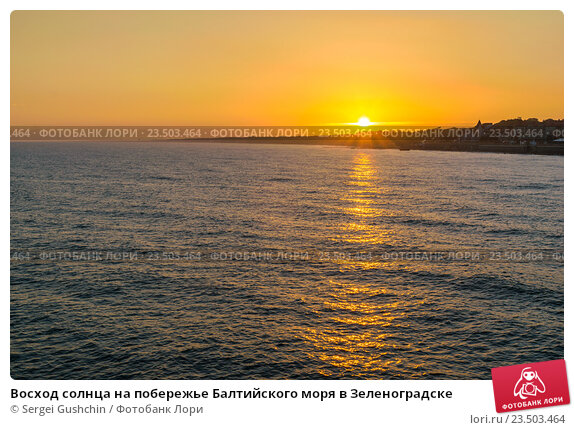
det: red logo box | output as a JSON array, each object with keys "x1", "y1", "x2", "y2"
[{"x1": 491, "y1": 359, "x2": 570, "y2": 413}]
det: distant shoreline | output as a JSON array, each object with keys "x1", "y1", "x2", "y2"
[
  {"x1": 10, "y1": 137, "x2": 564, "y2": 155},
  {"x1": 181, "y1": 137, "x2": 565, "y2": 156}
]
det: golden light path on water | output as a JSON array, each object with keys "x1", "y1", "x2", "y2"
[{"x1": 302, "y1": 151, "x2": 427, "y2": 378}]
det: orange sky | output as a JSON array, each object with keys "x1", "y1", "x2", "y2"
[{"x1": 10, "y1": 10, "x2": 563, "y2": 126}]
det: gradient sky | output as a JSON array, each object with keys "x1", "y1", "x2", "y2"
[{"x1": 10, "y1": 10, "x2": 563, "y2": 126}]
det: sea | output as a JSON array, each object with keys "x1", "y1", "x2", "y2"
[{"x1": 10, "y1": 141, "x2": 564, "y2": 379}]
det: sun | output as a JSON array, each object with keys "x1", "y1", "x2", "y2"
[{"x1": 357, "y1": 116, "x2": 372, "y2": 127}]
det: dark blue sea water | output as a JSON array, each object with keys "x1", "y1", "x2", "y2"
[{"x1": 10, "y1": 141, "x2": 563, "y2": 379}]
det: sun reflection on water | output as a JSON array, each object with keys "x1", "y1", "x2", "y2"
[{"x1": 302, "y1": 152, "x2": 422, "y2": 378}]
